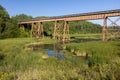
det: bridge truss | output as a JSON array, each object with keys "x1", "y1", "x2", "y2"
[{"x1": 19, "y1": 9, "x2": 120, "y2": 42}]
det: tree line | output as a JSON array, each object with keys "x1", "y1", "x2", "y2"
[{"x1": 0, "y1": 5, "x2": 102, "y2": 39}]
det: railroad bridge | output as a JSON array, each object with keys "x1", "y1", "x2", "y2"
[{"x1": 19, "y1": 9, "x2": 120, "y2": 42}]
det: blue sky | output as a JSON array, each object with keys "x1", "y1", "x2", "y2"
[{"x1": 0, "y1": 0, "x2": 120, "y2": 25}]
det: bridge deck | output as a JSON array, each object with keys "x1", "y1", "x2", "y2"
[{"x1": 19, "y1": 9, "x2": 120, "y2": 24}]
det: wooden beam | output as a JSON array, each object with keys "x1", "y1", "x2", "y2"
[
  {"x1": 102, "y1": 17, "x2": 108, "y2": 41},
  {"x1": 19, "y1": 10, "x2": 120, "y2": 24}
]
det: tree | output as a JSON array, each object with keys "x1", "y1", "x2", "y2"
[
  {"x1": 0, "y1": 5, "x2": 10, "y2": 38},
  {"x1": 2, "y1": 19, "x2": 20, "y2": 38},
  {"x1": 11, "y1": 14, "x2": 33, "y2": 37},
  {"x1": 11, "y1": 14, "x2": 33, "y2": 22},
  {"x1": 69, "y1": 21, "x2": 102, "y2": 34},
  {"x1": 0, "y1": 5, "x2": 33, "y2": 39}
]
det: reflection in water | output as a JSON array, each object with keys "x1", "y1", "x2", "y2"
[
  {"x1": 47, "y1": 50, "x2": 64, "y2": 59},
  {"x1": 28, "y1": 42, "x2": 89, "y2": 61},
  {"x1": 47, "y1": 43, "x2": 64, "y2": 59}
]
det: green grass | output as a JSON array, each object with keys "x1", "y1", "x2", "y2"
[
  {"x1": 0, "y1": 38, "x2": 120, "y2": 80},
  {"x1": 70, "y1": 33, "x2": 102, "y2": 38},
  {"x1": 65, "y1": 41, "x2": 120, "y2": 64}
]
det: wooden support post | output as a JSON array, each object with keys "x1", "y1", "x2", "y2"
[
  {"x1": 32, "y1": 23, "x2": 36, "y2": 38},
  {"x1": 57, "y1": 21, "x2": 61, "y2": 42},
  {"x1": 63, "y1": 21, "x2": 70, "y2": 43},
  {"x1": 38, "y1": 22, "x2": 40, "y2": 38},
  {"x1": 63, "y1": 21, "x2": 66, "y2": 42},
  {"x1": 106, "y1": 17, "x2": 120, "y2": 39},
  {"x1": 31, "y1": 22, "x2": 44, "y2": 39},
  {"x1": 37, "y1": 22, "x2": 44, "y2": 39},
  {"x1": 54, "y1": 21, "x2": 61, "y2": 41},
  {"x1": 54, "y1": 21, "x2": 70, "y2": 43},
  {"x1": 40, "y1": 22, "x2": 44, "y2": 39},
  {"x1": 66, "y1": 21, "x2": 70, "y2": 42},
  {"x1": 53, "y1": 21, "x2": 57, "y2": 39},
  {"x1": 31, "y1": 23, "x2": 34, "y2": 38},
  {"x1": 102, "y1": 17, "x2": 108, "y2": 41}
]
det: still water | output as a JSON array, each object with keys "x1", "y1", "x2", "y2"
[
  {"x1": 29, "y1": 42, "x2": 89, "y2": 62},
  {"x1": 31, "y1": 43, "x2": 65, "y2": 59},
  {"x1": 47, "y1": 50, "x2": 64, "y2": 59}
]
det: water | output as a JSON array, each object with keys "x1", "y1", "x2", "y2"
[
  {"x1": 47, "y1": 50, "x2": 64, "y2": 59},
  {"x1": 29, "y1": 43, "x2": 65, "y2": 59},
  {"x1": 27, "y1": 42, "x2": 89, "y2": 62}
]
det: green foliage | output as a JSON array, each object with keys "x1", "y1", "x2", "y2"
[
  {"x1": 2, "y1": 20, "x2": 20, "y2": 38},
  {"x1": 43, "y1": 22, "x2": 54, "y2": 36},
  {"x1": 0, "y1": 5, "x2": 10, "y2": 38},
  {"x1": 69, "y1": 21, "x2": 102, "y2": 34},
  {"x1": 11, "y1": 14, "x2": 33, "y2": 38},
  {"x1": 11, "y1": 14, "x2": 33, "y2": 22},
  {"x1": 34, "y1": 16, "x2": 47, "y2": 19},
  {"x1": 19, "y1": 27, "x2": 30, "y2": 37},
  {"x1": 0, "y1": 4, "x2": 33, "y2": 39}
]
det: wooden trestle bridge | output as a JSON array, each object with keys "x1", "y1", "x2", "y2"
[{"x1": 19, "y1": 9, "x2": 120, "y2": 42}]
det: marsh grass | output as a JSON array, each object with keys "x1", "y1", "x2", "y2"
[
  {"x1": 66, "y1": 41, "x2": 120, "y2": 65},
  {"x1": 0, "y1": 38, "x2": 120, "y2": 79}
]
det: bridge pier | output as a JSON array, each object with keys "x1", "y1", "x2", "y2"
[
  {"x1": 63, "y1": 21, "x2": 70, "y2": 42},
  {"x1": 53, "y1": 21, "x2": 61, "y2": 41},
  {"x1": 53, "y1": 21, "x2": 57, "y2": 39},
  {"x1": 53, "y1": 21, "x2": 70, "y2": 43},
  {"x1": 102, "y1": 17, "x2": 108, "y2": 41},
  {"x1": 38, "y1": 22, "x2": 44, "y2": 39},
  {"x1": 31, "y1": 22, "x2": 44, "y2": 38},
  {"x1": 102, "y1": 16, "x2": 120, "y2": 41},
  {"x1": 107, "y1": 17, "x2": 120, "y2": 39}
]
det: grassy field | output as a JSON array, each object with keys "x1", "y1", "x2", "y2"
[{"x1": 0, "y1": 37, "x2": 120, "y2": 80}]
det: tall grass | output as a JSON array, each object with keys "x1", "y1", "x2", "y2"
[
  {"x1": 0, "y1": 38, "x2": 120, "y2": 79},
  {"x1": 65, "y1": 41, "x2": 120, "y2": 64}
]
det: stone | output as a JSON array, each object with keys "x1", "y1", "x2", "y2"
[{"x1": 42, "y1": 55, "x2": 49, "y2": 60}]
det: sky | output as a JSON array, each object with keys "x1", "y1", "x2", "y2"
[{"x1": 0, "y1": 0, "x2": 120, "y2": 25}]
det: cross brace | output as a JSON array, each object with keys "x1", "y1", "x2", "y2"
[
  {"x1": 53, "y1": 21, "x2": 70, "y2": 42},
  {"x1": 31, "y1": 22, "x2": 44, "y2": 38}
]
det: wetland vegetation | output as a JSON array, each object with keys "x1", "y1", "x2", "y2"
[{"x1": 0, "y1": 37, "x2": 120, "y2": 80}]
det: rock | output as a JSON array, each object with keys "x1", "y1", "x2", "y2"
[{"x1": 42, "y1": 55, "x2": 49, "y2": 60}]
